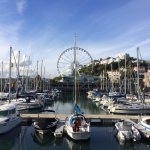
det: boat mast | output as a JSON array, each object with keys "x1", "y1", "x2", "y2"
[
  {"x1": 111, "y1": 62, "x2": 114, "y2": 92},
  {"x1": 43, "y1": 66, "x2": 45, "y2": 91},
  {"x1": 26, "y1": 56, "x2": 30, "y2": 91},
  {"x1": 36, "y1": 60, "x2": 39, "y2": 91},
  {"x1": 40, "y1": 60, "x2": 43, "y2": 92},
  {"x1": 137, "y1": 47, "x2": 140, "y2": 99},
  {"x1": 118, "y1": 57, "x2": 121, "y2": 93},
  {"x1": 9, "y1": 46, "x2": 12, "y2": 103},
  {"x1": 17, "y1": 51, "x2": 20, "y2": 94},
  {"x1": 74, "y1": 34, "x2": 77, "y2": 104},
  {"x1": 1, "y1": 61, "x2": 3, "y2": 93},
  {"x1": 124, "y1": 53, "x2": 127, "y2": 94},
  {"x1": 105, "y1": 64, "x2": 108, "y2": 91}
]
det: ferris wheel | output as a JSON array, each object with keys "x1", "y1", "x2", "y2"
[{"x1": 57, "y1": 47, "x2": 93, "y2": 77}]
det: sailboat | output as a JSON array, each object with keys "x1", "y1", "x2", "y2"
[
  {"x1": 0, "y1": 47, "x2": 22, "y2": 134},
  {"x1": 64, "y1": 36, "x2": 90, "y2": 140}
]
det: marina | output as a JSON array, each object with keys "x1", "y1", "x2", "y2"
[
  {"x1": 1, "y1": 0, "x2": 150, "y2": 149},
  {"x1": 0, "y1": 46, "x2": 150, "y2": 149}
]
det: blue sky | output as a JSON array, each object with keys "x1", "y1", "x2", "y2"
[{"x1": 0, "y1": 0, "x2": 150, "y2": 77}]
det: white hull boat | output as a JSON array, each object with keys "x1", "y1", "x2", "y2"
[
  {"x1": 0, "y1": 103, "x2": 22, "y2": 134},
  {"x1": 65, "y1": 114, "x2": 90, "y2": 140},
  {"x1": 115, "y1": 119, "x2": 141, "y2": 142},
  {"x1": 109, "y1": 103, "x2": 150, "y2": 114}
]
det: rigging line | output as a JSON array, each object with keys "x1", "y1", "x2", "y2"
[
  {"x1": 75, "y1": 52, "x2": 86, "y2": 61},
  {"x1": 62, "y1": 49, "x2": 74, "y2": 61},
  {"x1": 61, "y1": 52, "x2": 73, "y2": 63}
]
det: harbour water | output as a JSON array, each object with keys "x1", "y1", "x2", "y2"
[{"x1": 1, "y1": 92, "x2": 150, "y2": 150}]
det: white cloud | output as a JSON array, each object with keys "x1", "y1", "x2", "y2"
[{"x1": 17, "y1": 0, "x2": 26, "y2": 15}]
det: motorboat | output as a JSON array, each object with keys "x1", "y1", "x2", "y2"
[
  {"x1": 115, "y1": 119, "x2": 141, "y2": 142},
  {"x1": 65, "y1": 112, "x2": 90, "y2": 140},
  {"x1": 134, "y1": 116, "x2": 150, "y2": 139},
  {"x1": 33, "y1": 110, "x2": 59, "y2": 135},
  {"x1": 0, "y1": 103, "x2": 22, "y2": 134}
]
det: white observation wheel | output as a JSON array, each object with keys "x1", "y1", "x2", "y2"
[{"x1": 57, "y1": 47, "x2": 93, "y2": 77}]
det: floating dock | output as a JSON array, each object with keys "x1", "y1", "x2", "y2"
[{"x1": 20, "y1": 113, "x2": 140, "y2": 123}]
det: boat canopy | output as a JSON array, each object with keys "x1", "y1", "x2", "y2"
[{"x1": 40, "y1": 109, "x2": 55, "y2": 113}]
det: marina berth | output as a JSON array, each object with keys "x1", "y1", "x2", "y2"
[{"x1": 0, "y1": 103, "x2": 22, "y2": 134}]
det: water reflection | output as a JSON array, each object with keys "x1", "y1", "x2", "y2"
[
  {"x1": 1, "y1": 125, "x2": 150, "y2": 150},
  {"x1": 65, "y1": 136, "x2": 91, "y2": 150},
  {"x1": 42, "y1": 92, "x2": 106, "y2": 114},
  {"x1": 32, "y1": 131, "x2": 53, "y2": 146},
  {"x1": 0, "y1": 126, "x2": 21, "y2": 150}
]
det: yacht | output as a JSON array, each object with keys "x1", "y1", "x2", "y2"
[
  {"x1": 108, "y1": 103, "x2": 150, "y2": 114},
  {"x1": 10, "y1": 95, "x2": 43, "y2": 111},
  {"x1": 65, "y1": 112, "x2": 90, "y2": 140},
  {"x1": 0, "y1": 103, "x2": 22, "y2": 134}
]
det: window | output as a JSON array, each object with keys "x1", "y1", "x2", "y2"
[{"x1": 0, "y1": 110, "x2": 8, "y2": 117}]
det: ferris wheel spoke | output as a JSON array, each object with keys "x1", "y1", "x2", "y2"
[
  {"x1": 59, "y1": 57, "x2": 72, "y2": 64},
  {"x1": 62, "y1": 53, "x2": 73, "y2": 62},
  {"x1": 76, "y1": 51, "x2": 89, "y2": 61},
  {"x1": 66, "y1": 50, "x2": 74, "y2": 61}
]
